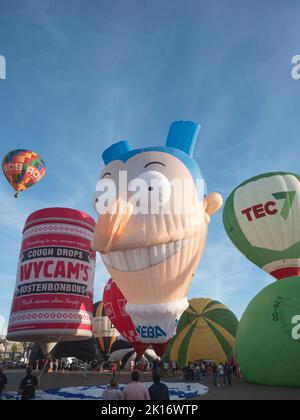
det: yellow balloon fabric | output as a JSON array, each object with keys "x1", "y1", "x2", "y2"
[
  {"x1": 165, "y1": 298, "x2": 239, "y2": 367},
  {"x1": 92, "y1": 301, "x2": 119, "y2": 358}
]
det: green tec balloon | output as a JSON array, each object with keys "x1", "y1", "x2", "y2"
[
  {"x1": 223, "y1": 172, "x2": 300, "y2": 280},
  {"x1": 236, "y1": 277, "x2": 300, "y2": 386},
  {"x1": 165, "y1": 298, "x2": 239, "y2": 367}
]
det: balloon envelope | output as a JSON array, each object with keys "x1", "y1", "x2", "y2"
[
  {"x1": 30, "y1": 338, "x2": 101, "y2": 362},
  {"x1": 2, "y1": 149, "x2": 45, "y2": 196},
  {"x1": 236, "y1": 277, "x2": 300, "y2": 386},
  {"x1": 223, "y1": 172, "x2": 300, "y2": 280},
  {"x1": 93, "y1": 121, "x2": 222, "y2": 343},
  {"x1": 109, "y1": 338, "x2": 159, "y2": 369},
  {"x1": 103, "y1": 278, "x2": 148, "y2": 357},
  {"x1": 7, "y1": 207, "x2": 96, "y2": 344},
  {"x1": 165, "y1": 298, "x2": 239, "y2": 367},
  {"x1": 93, "y1": 300, "x2": 119, "y2": 359}
]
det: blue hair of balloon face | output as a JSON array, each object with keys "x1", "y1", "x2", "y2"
[{"x1": 102, "y1": 121, "x2": 206, "y2": 196}]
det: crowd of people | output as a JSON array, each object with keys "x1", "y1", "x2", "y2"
[
  {"x1": 0, "y1": 357, "x2": 241, "y2": 400},
  {"x1": 1, "y1": 365, "x2": 169, "y2": 401},
  {"x1": 33, "y1": 358, "x2": 98, "y2": 372},
  {"x1": 103, "y1": 370, "x2": 170, "y2": 401},
  {"x1": 183, "y1": 360, "x2": 241, "y2": 386},
  {"x1": 0, "y1": 366, "x2": 38, "y2": 400}
]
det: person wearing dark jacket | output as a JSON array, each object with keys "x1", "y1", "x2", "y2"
[
  {"x1": 19, "y1": 366, "x2": 39, "y2": 400},
  {"x1": 0, "y1": 367, "x2": 8, "y2": 399},
  {"x1": 148, "y1": 371, "x2": 170, "y2": 400}
]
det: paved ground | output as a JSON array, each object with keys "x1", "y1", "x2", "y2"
[
  {"x1": 197, "y1": 380, "x2": 300, "y2": 400},
  {"x1": 3, "y1": 370, "x2": 300, "y2": 400}
]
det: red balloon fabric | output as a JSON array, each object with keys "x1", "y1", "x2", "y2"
[
  {"x1": 152, "y1": 342, "x2": 169, "y2": 358},
  {"x1": 103, "y1": 278, "x2": 148, "y2": 358}
]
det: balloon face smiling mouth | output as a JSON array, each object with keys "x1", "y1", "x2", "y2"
[{"x1": 100, "y1": 237, "x2": 193, "y2": 272}]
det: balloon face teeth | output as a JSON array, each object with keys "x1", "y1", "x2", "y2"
[{"x1": 101, "y1": 238, "x2": 192, "y2": 272}]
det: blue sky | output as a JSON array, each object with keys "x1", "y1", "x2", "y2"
[{"x1": 1, "y1": 0, "x2": 300, "y2": 334}]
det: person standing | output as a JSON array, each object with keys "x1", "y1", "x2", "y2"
[
  {"x1": 122, "y1": 370, "x2": 150, "y2": 400},
  {"x1": 148, "y1": 371, "x2": 170, "y2": 400},
  {"x1": 189, "y1": 362, "x2": 195, "y2": 380},
  {"x1": 102, "y1": 377, "x2": 122, "y2": 400},
  {"x1": 195, "y1": 363, "x2": 202, "y2": 381},
  {"x1": 207, "y1": 363, "x2": 212, "y2": 382},
  {"x1": 0, "y1": 367, "x2": 8, "y2": 400},
  {"x1": 225, "y1": 363, "x2": 232, "y2": 386},
  {"x1": 19, "y1": 366, "x2": 39, "y2": 400},
  {"x1": 152, "y1": 359, "x2": 159, "y2": 376},
  {"x1": 171, "y1": 360, "x2": 176, "y2": 376},
  {"x1": 130, "y1": 359, "x2": 135, "y2": 372},
  {"x1": 217, "y1": 363, "x2": 225, "y2": 386},
  {"x1": 111, "y1": 362, "x2": 117, "y2": 377},
  {"x1": 212, "y1": 363, "x2": 218, "y2": 387}
]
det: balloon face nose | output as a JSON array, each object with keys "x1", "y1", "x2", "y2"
[{"x1": 93, "y1": 198, "x2": 134, "y2": 253}]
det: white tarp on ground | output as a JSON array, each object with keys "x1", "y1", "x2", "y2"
[{"x1": 3, "y1": 382, "x2": 208, "y2": 400}]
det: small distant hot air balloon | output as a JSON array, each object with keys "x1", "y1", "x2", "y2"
[
  {"x1": 103, "y1": 279, "x2": 148, "y2": 358},
  {"x1": 2, "y1": 149, "x2": 45, "y2": 197},
  {"x1": 165, "y1": 298, "x2": 239, "y2": 367},
  {"x1": 93, "y1": 300, "x2": 119, "y2": 359},
  {"x1": 223, "y1": 172, "x2": 300, "y2": 280}
]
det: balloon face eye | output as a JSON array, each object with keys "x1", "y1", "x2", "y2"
[
  {"x1": 94, "y1": 178, "x2": 116, "y2": 215},
  {"x1": 130, "y1": 170, "x2": 171, "y2": 208},
  {"x1": 96, "y1": 177, "x2": 114, "y2": 192},
  {"x1": 93, "y1": 192, "x2": 100, "y2": 214}
]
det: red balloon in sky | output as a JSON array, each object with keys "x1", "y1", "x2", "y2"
[{"x1": 103, "y1": 279, "x2": 148, "y2": 358}]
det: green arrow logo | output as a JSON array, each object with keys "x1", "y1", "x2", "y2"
[{"x1": 272, "y1": 191, "x2": 296, "y2": 220}]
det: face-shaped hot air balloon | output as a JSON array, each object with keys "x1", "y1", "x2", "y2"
[
  {"x1": 223, "y1": 172, "x2": 300, "y2": 280},
  {"x1": 93, "y1": 121, "x2": 222, "y2": 343},
  {"x1": 2, "y1": 149, "x2": 46, "y2": 197}
]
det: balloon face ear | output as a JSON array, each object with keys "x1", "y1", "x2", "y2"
[
  {"x1": 102, "y1": 141, "x2": 132, "y2": 165},
  {"x1": 204, "y1": 192, "x2": 223, "y2": 223},
  {"x1": 165, "y1": 121, "x2": 200, "y2": 156}
]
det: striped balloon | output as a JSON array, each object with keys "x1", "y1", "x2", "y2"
[
  {"x1": 165, "y1": 298, "x2": 239, "y2": 367},
  {"x1": 2, "y1": 149, "x2": 45, "y2": 197},
  {"x1": 92, "y1": 301, "x2": 119, "y2": 359}
]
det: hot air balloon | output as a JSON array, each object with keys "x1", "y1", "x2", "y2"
[
  {"x1": 223, "y1": 172, "x2": 300, "y2": 280},
  {"x1": 6, "y1": 208, "x2": 96, "y2": 356},
  {"x1": 236, "y1": 276, "x2": 300, "y2": 386},
  {"x1": 30, "y1": 338, "x2": 100, "y2": 363},
  {"x1": 2, "y1": 149, "x2": 46, "y2": 197},
  {"x1": 165, "y1": 298, "x2": 239, "y2": 367},
  {"x1": 103, "y1": 278, "x2": 148, "y2": 358},
  {"x1": 93, "y1": 300, "x2": 119, "y2": 359},
  {"x1": 108, "y1": 338, "x2": 136, "y2": 368},
  {"x1": 108, "y1": 338, "x2": 158, "y2": 370},
  {"x1": 93, "y1": 121, "x2": 223, "y2": 343}
]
